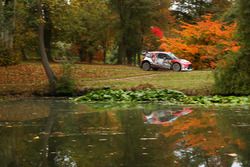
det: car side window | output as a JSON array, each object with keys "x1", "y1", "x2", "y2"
[
  {"x1": 157, "y1": 53, "x2": 172, "y2": 60},
  {"x1": 157, "y1": 53, "x2": 165, "y2": 59},
  {"x1": 144, "y1": 53, "x2": 150, "y2": 57},
  {"x1": 165, "y1": 55, "x2": 172, "y2": 60}
]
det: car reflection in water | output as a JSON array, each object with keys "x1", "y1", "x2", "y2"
[{"x1": 143, "y1": 107, "x2": 193, "y2": 126}]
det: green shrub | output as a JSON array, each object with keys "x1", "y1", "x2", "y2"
[
  {"x1": 0, "y1": 48, "x2": 21, "y2": 66},
  {"x1": 214, "y1": 52, "x2": 250, "y2": 95},
  {"x1": 55, "y1": 63, "x2": 76, "y2": 96}
]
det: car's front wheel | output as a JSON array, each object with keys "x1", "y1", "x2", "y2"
[
  {"x1": 142, "y1": 62, "x2": 151, "y2": 71},
  {"x1": 172, "y1": 63, "x2": 181, "y2": 72}
]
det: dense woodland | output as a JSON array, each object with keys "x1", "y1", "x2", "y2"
[{"x1": 0, "y1": 0, "x2": 250, "y2": 95}]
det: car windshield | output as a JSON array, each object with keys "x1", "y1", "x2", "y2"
[{"x1": 168, "y1": 53, "x2": 179, "y2": 60}]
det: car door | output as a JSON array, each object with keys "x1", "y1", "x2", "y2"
[
  {"x1": 156, "y1": 53, "x2": 165, "y2": 66},
  {"x1": 157, "y1": 53, "x2": 172, "y2": 69}
]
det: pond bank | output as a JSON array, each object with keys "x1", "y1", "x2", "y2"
[{"x1": 1, "y1": 87, "x2": 249, "y2": 105}]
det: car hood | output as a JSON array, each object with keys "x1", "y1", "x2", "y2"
[{"x1": 179, "y1": 59, "x2": 191, "y2": 64}]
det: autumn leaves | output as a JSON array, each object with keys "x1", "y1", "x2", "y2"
[{"x1": 151, "y1": 15, "x2": 239, "y2": 69}]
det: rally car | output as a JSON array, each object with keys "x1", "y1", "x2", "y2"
[{"x1": 140, "y1": 51, "x2": 192, "y2": 72}]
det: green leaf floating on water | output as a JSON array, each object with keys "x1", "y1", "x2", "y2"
[{"x1": 74, "y1": 89, "x2": 250, "y2": 105}]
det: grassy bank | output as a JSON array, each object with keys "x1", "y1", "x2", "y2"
[{"x1": 0, "y1": 63, "x2": 214, "y2": 96}]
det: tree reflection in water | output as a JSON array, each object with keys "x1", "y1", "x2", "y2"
[{"x1": 0, "y1": 101, "x2": 250, "y2": 166}]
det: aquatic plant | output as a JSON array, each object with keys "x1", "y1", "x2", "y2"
[{"x1": 74, "y1": 89, "x2": 250, "y2": 105}]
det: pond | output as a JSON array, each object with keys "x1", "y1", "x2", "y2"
[{"x1": 0, "y1": 99, "x2": 250, "y2": 167}]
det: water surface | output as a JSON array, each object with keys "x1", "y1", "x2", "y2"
[{"x1": 0, "y1": 100, "x2": 250, "y2": 167}]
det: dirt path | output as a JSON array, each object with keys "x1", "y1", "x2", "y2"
[{"x1": 83, "y1": 73, "x2": 165, "y2": 82}]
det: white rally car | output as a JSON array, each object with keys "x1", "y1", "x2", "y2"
[{"x1": 140, "y1": 51, "x2": 192, "y2": 72}]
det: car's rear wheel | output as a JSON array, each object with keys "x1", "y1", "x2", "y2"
[
  {"x1": 142, "y1": 62, "x2": 151, "y2": 71},
  {"x1": 172, "y1": 63, "x2": 181, "y2": 72}
]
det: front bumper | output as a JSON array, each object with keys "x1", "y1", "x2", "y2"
[{"x1": 181, "y1": 64, "x2": 192, "y2": 71}]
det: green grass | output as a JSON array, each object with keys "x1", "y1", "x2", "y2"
[{"x1": 75, "y1": 65, "x2": 214, "y2": 95}]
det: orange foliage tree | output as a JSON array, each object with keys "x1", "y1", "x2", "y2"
[{"x1": 157, "y1": 15, "x2": 239, "y2": 69}]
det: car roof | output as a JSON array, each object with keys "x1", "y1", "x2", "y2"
[{"x1": 147, "y1": 51, "x2": 172, "y2": 54}]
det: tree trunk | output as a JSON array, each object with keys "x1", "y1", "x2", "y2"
[
  {"x1": 103, "y1": 47, "x2": 107, "y2": 64},
  {"x1": 126, "y1": 49, "x2": 133, "y2": 65},
  {"x1": 0, "y1": 0, "x2": 15, "y2": 49},
  {"x1": 38, "y1": 0, "x2": 57, "y2": 93},
  {"x1": 21, "y1": 48, "x2": 28, "y2": 60},
  {"x1": 10, "y1": 0, "x2": 16, "y2": 49},
  {"x1": 118, "y1": 40, "x2": 126, "y2": 64},
  {"x1": 137, "y1": 53, "x2": 140, "y2": 66},
  {"x1": 44, "y1": 23, "x2": 52, "y2": 61},
  {"x1": 44, "y1": 4, "x2": 53, "y2": 61},
  {"x1": 102, "y1": 39, "x2": 107, "y2": 64},
  {"x1": 79, "y1": 45, "x2": 84, "y2": 62},
  {"x1": 0, "y1": 1, "x2": 3, "y2": 47},
  {"x1": 88, "y1": 52, "x2": 93, "y2": 64}
]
